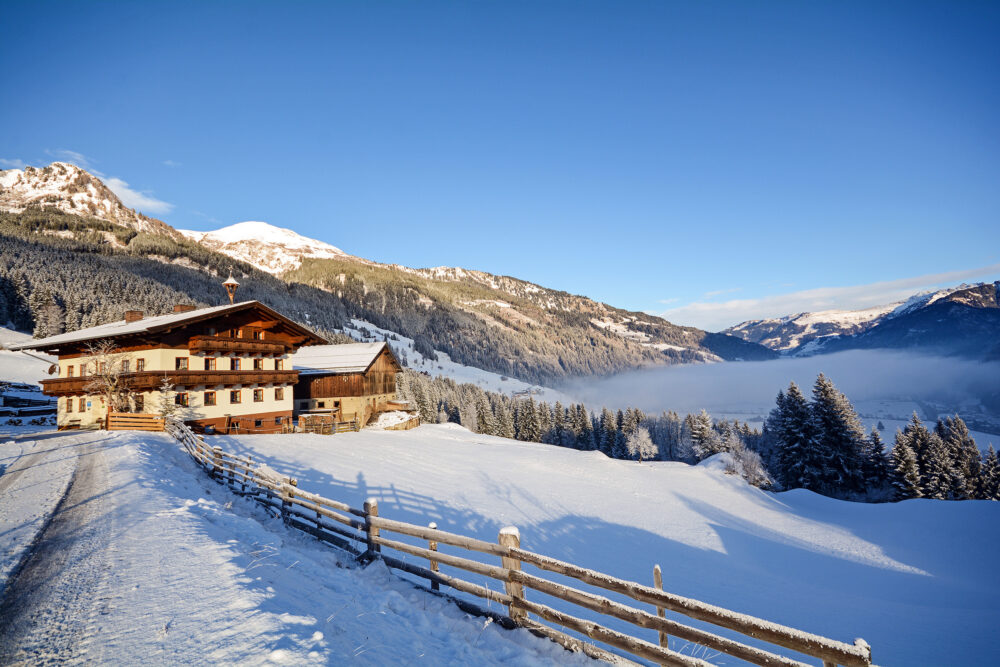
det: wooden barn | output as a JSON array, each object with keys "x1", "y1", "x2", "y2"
[{"x1": 291, "y1": 342, "x2": 404, "y2": 427}]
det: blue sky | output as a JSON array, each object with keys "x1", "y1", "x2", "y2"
[{"x1": 2, "y1": 1, "x2": 998, "y2": 330}]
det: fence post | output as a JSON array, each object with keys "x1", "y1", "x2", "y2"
[
  {"x1": 364, "y1": 498, "x2": 380, "y2": 562},
  {"x1": 499, "y1": 526, "x2": 527, "y2": 625},
  {"x1": 654, "y1": 564, "x2": 669, "y2": 655},
  {"x1": 281, "y1": 479, "x2": 297, "y2": 524},
  {"x1": 428, "y1": 522, "x2": 439, "y2": 591},
  {"x1": 212, "y1": 446, "x2": 223, "y2": 479}
]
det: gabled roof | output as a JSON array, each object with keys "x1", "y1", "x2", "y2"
[
  {"x1": 10, "y1": 301, "x2": 327, "y2": 352},
  {"x1": 292, "y1": 341, "x2": 401, "y2": 375}
]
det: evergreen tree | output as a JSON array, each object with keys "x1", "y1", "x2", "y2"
[
  {"x1": 889, "y1": 429, "x2": 922, "y2": 500},
  {"x1": 598, "y1": 408, "x2": 617, "y2": 456},
  {"x1": 861, "y1": 425, "x2": 889, "y2": 489},
  {"x1": 936, "y1": 416, "x2": 981, "y2": 499},
  {"x1": 808, "y1": 373, "x2": 867, "y2": 496},
  {"x1": 775, "y1": 382, "x2": 817, "y2": 490},
  {"x1": 611, "y1": 409, "x2": 628, "y2": 459},
  {"x1": 981, "y1": 446, "x2": 999, "y2": 500}
]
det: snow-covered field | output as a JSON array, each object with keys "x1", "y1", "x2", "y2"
[
  {"x1": 220, "y1": 424, "x2": 1000, "y2": 666},
  {"x1": 0, "y1": 430, "x2": 587, "y2": 665}
]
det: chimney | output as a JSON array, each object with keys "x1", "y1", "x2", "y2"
[
  {"x1": 173, "y1": 304, "x2": 196, "y2": 313},
  {"x1": 125, "y1": 310, "x2": 144, "y2": 323}
]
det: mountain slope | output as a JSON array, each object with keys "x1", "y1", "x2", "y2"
[
  {"x1": 0, "y1": 162, "x2": 178, "y2": 237},
  {"x1": 725, "y1": 283, "x2": 1000, "y2": 360},
  {"x1": 179, "y1": 221, "x2": 355, "y2": 274},
  {"x1": 0, "y1": 162, "x2": 776, "y2": 384}
]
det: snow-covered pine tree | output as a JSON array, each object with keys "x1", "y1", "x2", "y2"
[
  {"x1": 889, "y1": 428, "x2": 922, "y2": 500},
  {"x1": 862, "y1": 425, "x2": 890, "y2": 491},
  {"x1": 981, "y1": 446, "x2": 999, "y2": 500},
  {"x1": 574, "y1": 405, "x2": 596, "y2": 450},
  {"x1": 808, "y1": 373, "x2": 867, "y2": 496},
  {"x1": 775, "y1": 382, "x2": 817, "y2": 491},
  {"x1": 936, "y1": 416, "x2": 981, "y2": 499},
  {"x1": 612, "y1": 410, "x2": 628, "y2": 459},
  {"x1": 599, "y1": 408, "x2": 617, "y2": 456},
  {"x1": 496, "y1": 401, "x2": 515, "y2": 439}
]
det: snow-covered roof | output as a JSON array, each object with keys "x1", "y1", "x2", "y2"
[
  {"x1": 9, "y1": 301, "x2": 324, "y2": 352},
  {"x1": 292, "y1": 342, "x2": 398, "y2": 375}
]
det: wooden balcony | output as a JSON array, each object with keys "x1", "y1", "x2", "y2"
[
  {"x1": 41, "y1": 370, "x2": 300, "y2": 396},
  {"x1": 188, "y1": 335, "x2": 287, "y2": 356}
]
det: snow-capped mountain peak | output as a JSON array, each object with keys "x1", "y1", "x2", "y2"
[
  {"x1": 178, "y1": 221, "x2": 352, "y2": 275},
  {"x1": 0, "y1": 162, "x2": 176, "y2": 236}
]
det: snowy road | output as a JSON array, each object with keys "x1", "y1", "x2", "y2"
[{"x1": 0, "y1": 431, "x2": 584, "y2": 665}]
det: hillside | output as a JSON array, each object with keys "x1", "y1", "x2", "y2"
[
  {"x1": 0, "y1": 163, "x2": 775, "y2": 384},
  {"x1": 725, "y1": 282, "x2": 1000, "y2": 361},
  {"x1": 224, "y1": 423, "x2": 1000, "y2": 666}
]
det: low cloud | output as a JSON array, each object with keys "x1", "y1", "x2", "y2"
[
  {"x1": 105, "y1": 177, "x2": 174, "y2": 216},
  {"x1": 560, "y1": 350, "x2": 1000, "y2": 433},
  {"x1": 0, "y1": 158, "x2": 28, "y2": 169},
  {"x1": 657, "y1": 264, "x2": 1000, "y2": 331}
]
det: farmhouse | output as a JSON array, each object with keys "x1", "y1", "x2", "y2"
[
  {"x1": 10, "y1": 301, "x2": 327, "y2": 433},
  {"x1": 291, "y1": 342, "x2": 404, "y2": 426}
]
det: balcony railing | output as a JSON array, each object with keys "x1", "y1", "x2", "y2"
[
  {"x1": 41, "y1": 370, "x2": 300, "y2": 396},
  {"x1": 188, "y1": 335, "x2": 287, "y2": 356}
]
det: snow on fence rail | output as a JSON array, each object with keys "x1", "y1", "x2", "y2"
[{"x1": 163, "y1": 420, "x2": 873, "y2": 667}]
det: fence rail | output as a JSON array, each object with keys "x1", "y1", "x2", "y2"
[{"x1": 162, "y1": 419, "x2": 872, "y2": 667}]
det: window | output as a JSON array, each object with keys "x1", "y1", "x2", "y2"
[
  {"x1": 136, "y1": 358, "x2": 145, "y2": 372},
  {"x1": 204, "y1": 391, "x2": 217, "y2": 406},
  {"x1": 275, "y1": 359, "x2": 284, "y2": 371},
  {"x1": 204, "y1": 357, "x2": 217, "y2": 371},
  {"x1": 317, "y1": 401, "x2": 325, "y2": 408},
  {"x1": 134, "y1": 395, "x2": 144, "y2": 412},
  {"x1": 253, "y1": 358, "x2": 264, "y2": 370},
  {"x1": 274, "y1": 387, "x2": 284, "y2": 401},
  {"x1": 254, "y1": 419, "x2": 263, "y2": 428},
  {"x1": 65, "y1": 397, "x2": 73, "y2": 412},
  {"x1": 78, "y1": 397, "x2": 86, "y2": 412},
  {"x1": 66, "y1": 365, "x2": 74, "y2": 378},
  {"x1": 230, "y1": 390, "x2": 241, "y2": 404},
  {"x1": 98, "y1": 362, "x2": 108, "y2": 374},
  {"x1": 230, "y1": 358, "x2": 241, "y2": 371},
  {"x1": 274, "y1": 417, "x2": 282, "y2": 425},
  {"x1": 175, "y1": 357, "x2": 188, "y2": 371},
  {"x1": 236, "y1": 328, "x2": 244, "y2": 339},
  {"x1": 175, "y1": 392, "x2": 189, "y2": 407},
  {"x1": 252, "y1": 330, "x2": 263, "y2": 340},
  {"x1": 253, "y1": 389, "x2": 264, "y2": 402},
  {"x1": 121, "y1": 359, "x2": 130, "y2": 373}
]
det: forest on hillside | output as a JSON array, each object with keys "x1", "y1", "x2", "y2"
[{"x1": 0, "y1": 207, "x2": 770, "y2": 384}]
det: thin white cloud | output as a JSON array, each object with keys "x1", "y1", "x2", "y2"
[
  {"x1": 703, "y1": 287, "x2": 742, "y2": 298},
  {"x1": 44, "y1": 148, "x2": 101, "y2": 174},
  {"x1": 105, "y1": 177, "x2": 174, "y2": 216},
  {"x1": 0, "y1": 158, "x2": 28, "y2": 169},
  {"x1": 658, "y1": 264, "x2": 1000, "y2": 331},
  {"x1": 162, "y1": 159, "x2": 181, "y2": 167}
]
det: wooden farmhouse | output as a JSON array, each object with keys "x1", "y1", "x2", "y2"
[
  {"x1": 10, "y1": 301, "x2": 327, "y2": 433},
  {"x1": 291, "y1": 342, "x2": 404, "y2": 426}
]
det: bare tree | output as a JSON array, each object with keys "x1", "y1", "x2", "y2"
[{"x1": 82, "y1": 339, "x2": 135, "y2": 414}]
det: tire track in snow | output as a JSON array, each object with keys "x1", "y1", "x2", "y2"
[{"x1": 0, "y1": 435, "x2": 114, "y2": 665}]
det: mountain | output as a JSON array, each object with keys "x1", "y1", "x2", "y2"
[
  {"x1": 178, "y1": 221, "x2": 355, "y2": 274},
  {"x1": 0, "y1": 162, "x2": 178, "y2": 237},
  {"x1": 0, "y1": 162, "x2": 776, "y2": 385},
  {"x1": 725, "y1": 283, "x2": 1000, "y2": 360}
]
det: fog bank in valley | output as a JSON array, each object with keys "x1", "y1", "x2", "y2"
[{"x1": 560, "y1": 350, "x2": 1000, "y2": 419}]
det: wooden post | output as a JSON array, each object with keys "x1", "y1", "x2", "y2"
[
  {"x1": 212, "y1": 446, "x2": 223, "y2": 479},
  {"x1": 654, "y1": 564, "x2": 669, "y2": 655},
  {"x1": 428, "y1": 522, "x2": 439, "y2": 591},
  {"x1": 499, "y1": 526, "x2": 527, "y2": 625},
  {"x1": 364, "y1": 498, "x2": 380, "y2": 562}
]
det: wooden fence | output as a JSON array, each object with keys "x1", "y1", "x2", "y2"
[
  {"x1": 108, "y1": 411, "x2": 165, "y2": 431},
  {"x1": 163, "y1": 420, "x2": 873, "y2": 667}
]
